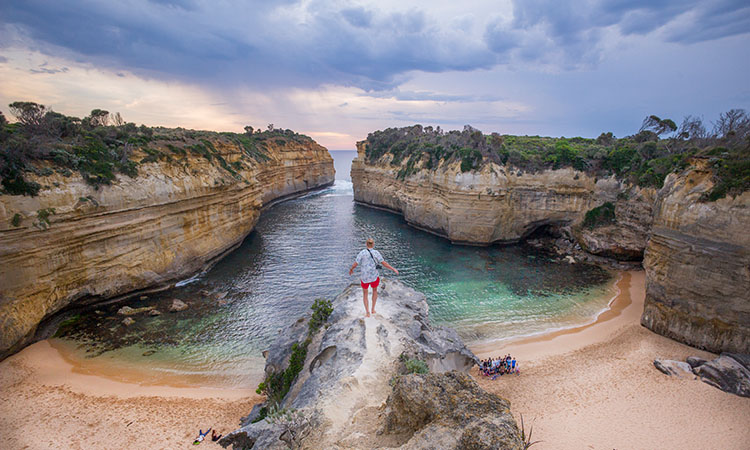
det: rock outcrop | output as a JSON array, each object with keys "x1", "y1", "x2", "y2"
[
  {"x1": 0, "y1": 137, "x2": 334, "y2": 359},
  {"x1": 221, "y1": 279, "x2": 521, "y2": 449},
  {"x1": 642, "y1": 161, "x2": 750, "y2": 354},
  {"x1": 692, "y1": 353, "x2": 750, "y2": 398}
]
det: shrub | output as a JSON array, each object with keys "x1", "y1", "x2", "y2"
[
  {"x1": 403, "y1": 357, "x2": 429, "y2": 374},
  {"x1": 308, "y1": 298, "x2": 333, "y2": 335},
  {"x1": 582, "y1": 202, "x2": 616, "y2": 229},
  {"x1": 10, "y1": 213, "x2": 21, "y2": 227}
]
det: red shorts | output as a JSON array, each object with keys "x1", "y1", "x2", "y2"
[{"x1": 360, "y1": 277, "x2": 380, "y2": 289}]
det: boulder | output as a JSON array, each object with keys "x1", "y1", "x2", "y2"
[
  {"x1": 653, "y1": 359, "x2": 694, "y2": 378},
  {"x1": 149, "y1": 309, "x2": 162, "y2": 316},
  {"x1": 693, "y1": 353, "x2": 750, "y2": 397},
  {"x1": 122, "y1": 317, "x2": 135, "y2": 326},
  {"x1": 382, "y1": 371, "x2": 523, "y2": 449},
  {"x1": 686, "y1": 356, "x2": 708, "y2": 369},
  {"x1": 169, "y1": 299, "x2": 188, "y2": 312},
  {"x1": 117, "y1": 305, "x2": 154, "y2": 316}
]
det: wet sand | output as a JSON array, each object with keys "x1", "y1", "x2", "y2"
[{"x1": 471, "y1": 271, "x2": 750, "y2": 449}]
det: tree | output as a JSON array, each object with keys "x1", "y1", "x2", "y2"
[
  {"x1": 244, "y1": 125, "x2": 254, "y2": 135},
  {"x1": 9, "y1": 101, "x2": 48, "y2": 131},
  {"x1": 112, "y1": 112, "x2": 124, "y2": 127},
  {"x1": 88, "y1": 109, "x2": 109, "y2": 127},
  {"x1": 639, "y1": 115, "x2": 677, "y2": 137},
  {"x1": 267, "y1": 123, "x2": 274, "y2": 131},
  {"x1": 713, "y1": 109, "x2": 749, "y2": 139},
  {"x1": 677, "y1": 115, "x2": 707, "y2": 141},
  {"x1": 596, "y1": 132, "x2": 614, "y2": 146},
  {"x1": 0, "y1": 111, "x2": 6, "y2": 126}
]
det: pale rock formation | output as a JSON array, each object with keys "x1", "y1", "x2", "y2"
[
  {"x1": 0, "y1": 138, "x2": 334, "y2": 358},
  {"x1": 642, "y1": 161, "x2": 750, "y2": 354},
  {"x1": 169, "y1": 299, "x2": 189, "y2": 312},
  {"x1": 221, "y1": 280, "x2": 520, "y2": 449}
]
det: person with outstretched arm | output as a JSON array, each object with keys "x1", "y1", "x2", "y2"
[{"x1": 349, "y1": 238, "x2": 398, "y2": 317}]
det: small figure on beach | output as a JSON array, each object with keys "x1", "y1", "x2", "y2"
[
  {"x1": 193, "y1": 428, "x2": 210, "y2": 445},
  {"x1": 349, "y1": 238, "x2": 398, "y2": 317},
  {"x1": 211, "y1": 429, "x2": 222, "y2": 442}
]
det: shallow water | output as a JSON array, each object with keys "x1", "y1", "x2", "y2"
[{"x1": 55, "y1": 150, "x2": 614, "y2": 388}]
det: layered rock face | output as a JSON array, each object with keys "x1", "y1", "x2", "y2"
[
  {"x1": 222, "y1": 280, "x2": 521, "y2": 449},
  {"x1": 351, "y1": 141, "x2": 653, "y2": 252},
  {"x1": 352, "y1": 143, "x2": 750, "y2": 354},
  {"x1": 642, "y1": 163, "x2": 750, "y2": 354},
  {"x1": 0, "y1": 138, "x2": 334, "y2": 359}
]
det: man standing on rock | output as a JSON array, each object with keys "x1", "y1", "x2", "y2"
[{"x1": 349, "y1": 238, "x2": 398, "y2": 317}]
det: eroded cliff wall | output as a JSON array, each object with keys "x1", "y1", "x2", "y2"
[
  {"x1": 642, "y1": 162, "x2": 750, "y2": 354},
  {"x1": 351, "y1": 141, "x2": 653, "y2": 254},
  {"x1": 352, "y1": 142, "x2": 749, "y2": 354},
  {"x1": 0, "y1": 138, "x2": 334, "y2": 358}
]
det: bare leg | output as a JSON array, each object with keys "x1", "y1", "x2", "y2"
[
  {"x1": 362, "y1": 287, "x2": 370, "y2": 317},
  {"x1": 371, "y1": 286, "x2": 378, "y2": 314}
]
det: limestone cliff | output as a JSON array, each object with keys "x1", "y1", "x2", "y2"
[
  {"x1": 0, "y1": 137, "x2": 334, "y2": 359},
  {"x1": 351, "y1": 141, "x2": 749, "y2": 354},
  {"x1": 351, "y1": 140, "x2": 653, "y2": 252},
  {"x1": 642, "y1": 161, "x2": 750, "y2": 354},
  {"x1": 222, "y1": 280, "x2": 522, "y2": 449}
]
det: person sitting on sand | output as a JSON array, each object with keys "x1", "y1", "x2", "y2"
[
  {"x1": 194, "y1": 428, "x2": 210, "y2": 445},
  {"x1": 211, "y1": 430, "x2": 222, "y2": 442},
  {"x1": 349, "y1": 238, "x2": 399, "y2": 317}
]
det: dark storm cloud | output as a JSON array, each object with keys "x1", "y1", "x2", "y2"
[
  {"x1": 485, "y1": 0, "x2": 750, "y2": 66},
  {"x1": 0, "y1": 0, "x2": 493, "y2": 89},
  {"x1": 1, "y1": 0, "x2": 748, "y2": 90}
]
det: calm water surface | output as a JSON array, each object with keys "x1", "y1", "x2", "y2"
[{"x1": 55, "y1": 150, "x2": 614, "y2": 388}]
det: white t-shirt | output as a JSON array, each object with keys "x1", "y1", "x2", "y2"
[{"x1": 356, "y1": 248, "x2": 384, "y2": 283}]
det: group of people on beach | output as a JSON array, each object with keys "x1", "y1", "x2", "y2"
[
  {"x1": 479, "y1": 354, "x2": 519, "y2": 379},
  {"x1": 193, "y1": 428, "x2": 221, "y2": 445}
]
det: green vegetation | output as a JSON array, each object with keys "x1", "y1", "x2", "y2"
[
  {"x1": 582, "y1": 202, "x2": 616, "y2": 229},
  {"x1": 10, "y1": 213, "x2": 21, "y2": 227},
  {"x1": 35, "y1": 207, "x2": 56, "y2": 230},
  {"x1": 403, "y1": 356, "x2": 429, "y2": 375},
  {"x1": 364, "y1": 110, "x2": 750, "y2": 200},
  {"x1": 254, "y1": 297, "x2": 333, "y2": 421},
  {"x1": 308, "y1": 298, "x2": 333, "y2": 335},
  {"x1": 1, "y1": 102, "x2": 311, "y2": 195}
]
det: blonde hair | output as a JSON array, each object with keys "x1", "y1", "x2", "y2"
[{"x1": 366, "y1": 238, "x2": 374, "y2": 247}]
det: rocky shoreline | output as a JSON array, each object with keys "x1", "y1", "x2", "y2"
[{"x1": 221, "y1": 279, "x2": 524, "y2": 449}]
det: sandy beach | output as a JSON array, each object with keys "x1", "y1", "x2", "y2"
[
  {"x1": 471, "y1": 271, "x2": 750, "y2": 450},
  {"x1": 1, "y1": 270, "x2": 748, "y2": 449},
  {"x1": 0, "y1": 340, "x2": 263, "y2": 449}
]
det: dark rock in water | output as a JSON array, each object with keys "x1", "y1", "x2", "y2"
[
  {"x1": 220, "y1": 280, "x2": 503, "y2": 450},
  {"x1": 122, "y1": 317, "x2": 135, "y2": 326},
  {"x1": 149, "y1": 309, "x2": 162, "y2": 316},
  {"x1": 382, "y1": 371, "x2": 523, "y2": 449},
  {"x1": 169, "y1": 299, "x2": 188, "y2": 312},
  {"x1": 686, "y1": 356, "x2": 708, "y2": 369},
  {"x1": 118, "y1": 305, "x2": 155, "y2": 316},
  {"x1": 693, "y1": 353, "x2": 750, "y2": 397},
  {"x1": 654, "y1": 359, "x2": 694, "y2": 378}
]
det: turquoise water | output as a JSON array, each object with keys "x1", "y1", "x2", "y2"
[{"x1": 55, "y1": 150, "x2": 613, "y2": 388}]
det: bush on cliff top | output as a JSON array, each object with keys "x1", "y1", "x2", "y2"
[
  {"x1": 582, "y1": 202, "x2": 616, "y2": 229},
  {"x1": 363, "y1": 110, "x2": 750, "y2": 200},
  {"x1": 1, "y1": 102, "x2": 312, "y2": 195}
]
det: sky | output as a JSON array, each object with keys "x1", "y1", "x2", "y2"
[{"x1": 1, "y1": 0, "x2": 749, "y2": 149}]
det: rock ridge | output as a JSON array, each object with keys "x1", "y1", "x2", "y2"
[{"x1": 221, "y1": 279, "x2": 522, "y2": 449}]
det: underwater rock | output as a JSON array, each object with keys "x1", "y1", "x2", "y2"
[{"x1": 169, "y1": 299, "x2": 188, "y2": 312}]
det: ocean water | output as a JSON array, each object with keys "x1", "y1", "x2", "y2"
[{"x1": 54, "y1": 150, "x2": 614, "y2": 388}]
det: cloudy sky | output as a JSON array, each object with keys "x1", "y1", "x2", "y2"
[{"x1": 1, "y1": 0, "x2": 748, "y2": 149}]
